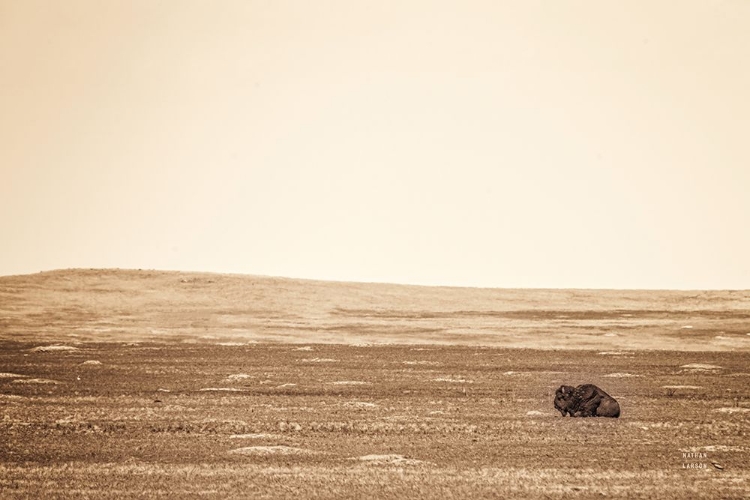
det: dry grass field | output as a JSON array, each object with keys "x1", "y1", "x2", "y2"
[{"x1": 1, "y1": 269, "x2": 749, "y2": 498}]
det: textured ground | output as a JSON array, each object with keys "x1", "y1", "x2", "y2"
[
  {"x1": 1, "y1": 342, "x2": 749, "y2": 498},
  {"x1": 0, "y1": 270, "x2": 749, "y2": 498}
]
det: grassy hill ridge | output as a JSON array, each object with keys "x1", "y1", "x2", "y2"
[{"x1": 1, "y1": 268, "x2": 749, "y2": 350}]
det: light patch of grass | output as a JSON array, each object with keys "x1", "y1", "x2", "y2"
[
  {"x1": 13, "y1": 378, "x2": 58, "y2": 384},
  {"x1": 30, "y1": 345, "x2": 79, "y2": 352},
  {"x1": 229, "y1": 446, "x2": 316, "y2": 455},
  {"x1": 343, "y1": 401, "x2": 377, "y2": 408},
  {"x1": 354, "y1": 454, "x2": 426, "y2": 466},
  {"x1": 198, "y1": 387, "x2": 246, "y2": 392},
  {"x1": 681, "y1": 363, "x2": 722, "y2": 370},
  {"x1": 714, "y1": 407, "x2": 750, "y2": 413},
  {"x1": 229, "y1": 433, "x2": 280, "y2": 440}
]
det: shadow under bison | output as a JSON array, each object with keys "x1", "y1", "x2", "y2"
[{"x1": 555, "y1": 384, "x2": 620, "y2": 418}]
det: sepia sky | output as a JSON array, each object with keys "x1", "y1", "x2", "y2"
[{"x1": 2, "y1": 0, "x2": 749, "y2": 289}]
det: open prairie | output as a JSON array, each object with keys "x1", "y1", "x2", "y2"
[{"x1": 1, "y1": 270, "x2": 749, "y2": 498}]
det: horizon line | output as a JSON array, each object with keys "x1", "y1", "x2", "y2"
[{"x1": 2, "y1": 267, "x2": 749, "y2": 293}]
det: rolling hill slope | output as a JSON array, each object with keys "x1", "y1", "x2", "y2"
[{"x1": 1, "y1": 269, "x2": 748, "y2": 350}]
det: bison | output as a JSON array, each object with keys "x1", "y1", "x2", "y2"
[{"x1": 554, "y1": 384, "x2": 620, "y2": 418}]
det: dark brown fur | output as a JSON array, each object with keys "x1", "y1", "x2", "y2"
[{"x1": 554, "y1": 384, "x2": 620, "y2": 418}]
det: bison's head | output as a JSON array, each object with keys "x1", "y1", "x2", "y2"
[{"x1": 554, "y1": 385, "x2": 576, "y2": 416}]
